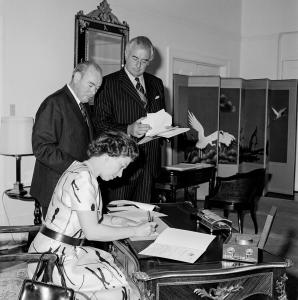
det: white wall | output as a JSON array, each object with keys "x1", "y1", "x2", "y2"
[
  {"x1": 240, "y1": 0, "x2": 298, "y2": 192},
  {"x1": 240, "y1": 0, "x2": 298, "y2": 79},
  {"x1": 0, "y1": 0, "x2": 242, "y2": 224},
  {"x1": 110, "y1": 0, "x2": 242, "y2": 77}
]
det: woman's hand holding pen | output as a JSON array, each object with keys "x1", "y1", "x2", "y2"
[
  {"x1": 133, "y1": 221, "x2": 157, "y2": 237},
  {"x1": 108, "y1": 211, "x2": 157, "y2": 237},
  {"x1": 132, "y1": 211, "x2": 156, "y2": 236}
]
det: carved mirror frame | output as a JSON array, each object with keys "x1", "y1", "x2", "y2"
[{"x1": 74, "y1": 0, "x2": 129, "y2": 76}]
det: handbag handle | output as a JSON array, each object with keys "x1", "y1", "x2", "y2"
[
  {"x1": 54, "y1": 258, "x2": 68, "y2": 288},
  {"x1": 31, "y1": 252, "x2": 57, "y2": 281},
  {"x1": 31, "y1": 252, "x2": 68, "y2": 289}
]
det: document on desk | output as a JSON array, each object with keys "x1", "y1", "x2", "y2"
[
  {"x1": 139, "y1": 227, "x2": 215, "y2": 263},
  {"x1": 108, "y1": 209, "x2": 167, "y2": 223},
  {"x1": 107, "y1": 200, "x2": 158, "y2": 212},
  {"x1": 138, "y1": 109, "x2": 189, "y2": 145},
  {"x1": 164, "y1": 163, "x2": 213, "y2": 171}
]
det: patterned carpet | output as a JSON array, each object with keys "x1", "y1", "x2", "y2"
[{"x1": 0, "y1": 262, "x2": 27, "y2": 300}]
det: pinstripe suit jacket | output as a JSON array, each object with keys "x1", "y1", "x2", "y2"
[
  {"x1": 93, "y1": 68, "x2": 165, "y2": 194},
  {"x1": 30, "y1": 85, "x2": 93, "y2": 213}
]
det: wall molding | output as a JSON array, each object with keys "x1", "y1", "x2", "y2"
[
  {"x1": 277, "y1": 31, "x2": 298, "y2": 79},
  {"x1": 166, "y1": 46, "x2": 230, "y2": 92}
]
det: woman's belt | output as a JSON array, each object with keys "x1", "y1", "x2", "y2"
[{"x1": 40, "y1": 225, "x2": 85, "y2": 246}]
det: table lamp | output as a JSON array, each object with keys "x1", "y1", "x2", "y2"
[{"x1": 0, "y1": 116, "x2": 34, "y2": 196}]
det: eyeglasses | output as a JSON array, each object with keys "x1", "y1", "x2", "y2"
[{"x1": 130, "y1": 56, "x2": 150, "y2": 67}]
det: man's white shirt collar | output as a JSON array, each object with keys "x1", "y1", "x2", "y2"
[
  {"x1": 124, "y1": 67, "x2": 146, "y2": 92},
  {"x1": 67, "y1": 84, "x2": 81, "y2": 107}
]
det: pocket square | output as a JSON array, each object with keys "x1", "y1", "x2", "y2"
[{"x1": 154, "y1": 95, "x2": 160, "y2": 100}]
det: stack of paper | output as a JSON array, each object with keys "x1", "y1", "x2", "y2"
[
  {"x1": 139, "y1": 228, "x2": 215, "y2": 263},
  {"x1": 107, "y1": 200, "x2": 158, "y2": 212},
  {"x1": 107, "y1": 200, "x2": 168, "y2": 241},
  {"x1": 138, "y1": 109, "x2": 189, "y2": 144},
  {"x1": 164, "y1": 163, "x2": 213, "y2": 171},
  {"x1": 142, "y1": 109, "x2": 172, "y2": 137},
  {"x1": 107, "y1": 209, "x2": 166, "y2": 223}
]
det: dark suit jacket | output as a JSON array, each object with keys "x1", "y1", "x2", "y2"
[
  {"x1": 93, "y1": 68, "x2": 165, "y2": 176},
  {"x1": 30, "y1": 85, "x2": 92, "y2": 212},
  {"x1": 93, "y1": 68, "x2": 165, "y2": 203}
]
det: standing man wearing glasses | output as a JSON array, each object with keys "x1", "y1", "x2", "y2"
[{"x1": 94, "y1": 36, "x2": 165, "y2": 204}]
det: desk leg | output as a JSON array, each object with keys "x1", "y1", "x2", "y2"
[
  {"x1": 184, "y1": 187, "x2": 189, "y2": 202},
  {"x1": 171, "y1": 187, "x2": 176, "y2": 202},
  {"x1": 185, "y1": 187, "x2": 198, "y2": 208}
]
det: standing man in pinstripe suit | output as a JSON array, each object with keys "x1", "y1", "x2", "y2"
[{"x1": 94, "y1": 36, "x2": 165, "y2": 204}]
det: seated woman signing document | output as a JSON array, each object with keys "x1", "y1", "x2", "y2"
[{"x1": 28, "y1": 131, "x2": 156, "y2": 300}]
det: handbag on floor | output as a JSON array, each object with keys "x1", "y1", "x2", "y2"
[{"x1": 18, "y1": 252, "x2": 75, "y2": 300}]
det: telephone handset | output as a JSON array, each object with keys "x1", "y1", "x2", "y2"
[{"x1": 196, "y1": 209, "x2": 232, "y2": 234}]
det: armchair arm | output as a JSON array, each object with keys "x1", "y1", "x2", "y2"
[
  {"x1": 0, "y1": 252, "x2": 57, "y2": 263},
  {"x1": 0, "y1": 225, "x2": 40, "y2": 234}
]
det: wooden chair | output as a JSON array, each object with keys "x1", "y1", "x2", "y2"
[
  {"x1": 0, "y1": 225, "x2": 40, "y2": 251},
  {"x1": 204, "y1": 168, "x2": 265, "y2": 233}
]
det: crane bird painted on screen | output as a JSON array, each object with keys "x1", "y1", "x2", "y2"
[
  {"x1": 271, "y1": 106, "x2": 287, "y2": 120},
  {"x1": 188, "y1": 110, "x2": 235, "y2": 149}
]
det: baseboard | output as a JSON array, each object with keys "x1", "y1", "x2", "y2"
[{"x1": 265, "y1": 192, "x2": 294, "y2": 200}]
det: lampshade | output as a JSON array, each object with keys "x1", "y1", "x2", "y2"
[{"x1": 0, "y1": 116, "x2": 34, "y2": 155}]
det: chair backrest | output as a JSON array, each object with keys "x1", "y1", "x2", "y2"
[{"x1": 210, "y1": 168, "x2": 265, "y2": 204}]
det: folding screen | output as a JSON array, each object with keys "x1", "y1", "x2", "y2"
[
  {"x1": 268, "y1": 80, "x2": 298, "y2": 195},
  {"x1": 172, "y1": 75, "x2": 297, "y2": 195},
  {"x1": 172, "y1": 75, "x2": 220, "y2": 167}
]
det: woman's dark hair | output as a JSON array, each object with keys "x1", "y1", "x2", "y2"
[{"x1": 87, "y1": 131, "x2": 139, "y2": 160}]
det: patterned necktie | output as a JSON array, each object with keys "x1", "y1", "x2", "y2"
[
  {"x1": 135, "y1": 77, "x2": 147, "y2": 106},
  {"x1": 79, "y1": 102, "x2": 93, "y2": 140}
]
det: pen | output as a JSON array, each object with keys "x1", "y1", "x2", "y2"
[
  {"x1": 147, "y1": 211, "x2": 153, "y2": 222},
  {"x1": 108, "y1": 204, "x2": 139, "y2": 208}
]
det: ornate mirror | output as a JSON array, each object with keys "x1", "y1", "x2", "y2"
[{"x1": 74, "y1": 0, "x2": 129, "y2": 76}]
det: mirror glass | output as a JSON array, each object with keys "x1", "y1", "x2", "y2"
[{"x1": 87, "y1": 30, "x2": 124, "y2": 76}]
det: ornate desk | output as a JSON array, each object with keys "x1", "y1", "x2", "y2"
[{"x1": 112, "y1": 202, "x2": 292, "y2": 300}]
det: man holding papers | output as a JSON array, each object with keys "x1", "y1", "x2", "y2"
[{"x1": 94, "y1": 36, "x2": 165, "y2": 204}]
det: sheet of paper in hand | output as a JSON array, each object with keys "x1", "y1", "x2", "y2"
[
  {"x1": 141, "y1": 109, "x2": 172, "y2": 137},
  {"x1": 107, "y1": 200, "x2": 158, "y2": 212},
  {"x1": 138, "y1": 109, "x2": 189, "y2": 144}
]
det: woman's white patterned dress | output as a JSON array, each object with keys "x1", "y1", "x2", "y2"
[{"x1": 28, "y1": 161, "x2": 130, "y2": 300}]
